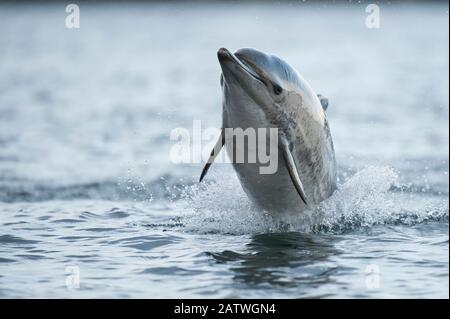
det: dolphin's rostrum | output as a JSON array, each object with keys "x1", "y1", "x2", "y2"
[{"x1": 200, "y1": 48, "x2": 337, "y2": 213}]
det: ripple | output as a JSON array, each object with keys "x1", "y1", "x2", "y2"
[
  {"x1": 109, "y1": 235, "x2": 181, "y2": 251},
  {"x1": 0, "y1": 257, "x2": 16, "y2": 263},
  {"x1": 52, "y1": 218, "x2": 85, "y2": 224},
  {"x1": 0, "y1": 235, "x2": 38, "y2": 245},
  {"x1": 107, "y1": 210, "x2": 130, "y2": 219},
  {"x1": 82, "y1": 227, "x2": 117, "y2": 232},
  {"x1": 141, "y1": 266, "x2": 204, "y2": 276}
]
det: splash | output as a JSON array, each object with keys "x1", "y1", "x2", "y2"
[
  {"x1": 178, "y1": 166, "x2": 449, "y2": 235},
  {"x1": 178, "y1": 169, "x2": 275, "y2": 234}
]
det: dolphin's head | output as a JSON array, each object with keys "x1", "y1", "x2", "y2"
[{"x1": 218, "y1": 47, "x2": 324, "y2": 125}]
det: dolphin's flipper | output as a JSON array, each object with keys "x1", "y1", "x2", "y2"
[
  {"x1": 317, "y1": 94, "x2": 328, "y2": 111},
  {"x1": 279, "y1": 136, "x2": 308, "y2": 205},
  {"x1": 199, "y1": 130, "x2": 225, "y2": 182}
]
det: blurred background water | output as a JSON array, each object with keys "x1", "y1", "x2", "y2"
[{"x1": 0, "y1": 1, "x2": 448, "y2": 298}]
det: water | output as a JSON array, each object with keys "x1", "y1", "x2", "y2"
[{"x1": 0, "y1": 2, "x2": 448, "y2": 298}]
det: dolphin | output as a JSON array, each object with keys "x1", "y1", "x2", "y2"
[{"x1": 200, "y1": 47, "x2": 337, "y2": 213}]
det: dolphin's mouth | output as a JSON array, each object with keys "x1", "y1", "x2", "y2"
[{"x1": 217, "y1": 48, "x2": 266, "y2": 85}]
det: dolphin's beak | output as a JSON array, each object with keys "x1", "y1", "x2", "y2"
[
  {"x1": 217, "y1": 47, "x2": 233, "y2": 62},
  {"x1": 217, "y1": 48, "x2": 264, "y2": 84}
]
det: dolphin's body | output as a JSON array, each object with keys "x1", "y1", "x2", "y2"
[{"x1": 200, "y1": 48, "x2": 337, "y2": 213}]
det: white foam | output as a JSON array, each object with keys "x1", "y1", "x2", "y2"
[{"x1": 178, "y1": 166, "x2": 449, "y2": 235}]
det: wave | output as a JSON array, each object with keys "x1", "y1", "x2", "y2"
[
  {"x1": 0, "y1": 174, "x2": 193, "y2": 203},
  {"x1": 178, "y1": 166, "x2": 449, "y2": 235}
]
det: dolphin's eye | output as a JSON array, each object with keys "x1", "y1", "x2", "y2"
[{"x1": 273, "y1": 84, "x2": 283, "y2": 95}]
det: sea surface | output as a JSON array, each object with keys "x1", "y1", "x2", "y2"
[{"x1": 0, "y1": 2, "x2": 448, "y2": 298}]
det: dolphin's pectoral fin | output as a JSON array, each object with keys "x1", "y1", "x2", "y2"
[
  {"x1": 199, "y1": 130, "x2": 225, "y2": 182},
  {"x1": 317, "y1": 94, "x2": 328, "y2": 111},
  {"x1": 279, "y1": 136, "x2": 308, "y2": 206}
]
